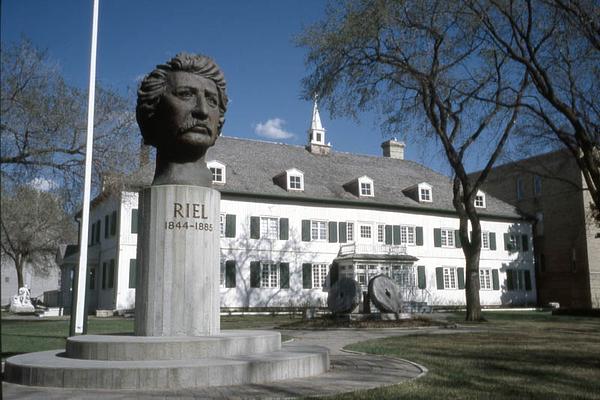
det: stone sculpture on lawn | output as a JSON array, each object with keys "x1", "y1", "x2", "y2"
[{"x1": 9, "y1": 285, "x2": 35, "y2": 313}]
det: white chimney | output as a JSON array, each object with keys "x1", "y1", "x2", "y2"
[{"x1": 381, "y1": 139, "x2": 405, "y2": 159}]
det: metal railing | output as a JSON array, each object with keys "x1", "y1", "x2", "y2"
[{"x1": 339, "y1": 242, "x2": 407, "y2": 256}]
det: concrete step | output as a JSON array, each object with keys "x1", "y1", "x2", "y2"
[
  {"x1": 66, "y1": 330, "x2": 281, "y2": 360},
  {"x1": 4, "y1": 343, "x2": 329, "y2": 390}
]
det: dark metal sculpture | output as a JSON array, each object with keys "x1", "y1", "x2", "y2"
[{"x1": 136, "y1": 53, "x2": 228, "y2": 186}]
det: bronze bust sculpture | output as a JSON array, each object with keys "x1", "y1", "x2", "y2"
[{"x1": 136, "y1": 53, "x2": 228, "y2": 186}]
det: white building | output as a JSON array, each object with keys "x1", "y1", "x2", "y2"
[{"x1": 60, "y1": 102, "x2": 536, "y2": 312}]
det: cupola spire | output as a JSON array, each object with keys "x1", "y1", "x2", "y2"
[{"x1": 308, "y1": 94, "x2": 326, "y2": 145}]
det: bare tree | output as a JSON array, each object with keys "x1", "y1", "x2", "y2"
[
  {"x1": 1, "y1": 185, "x2": 75, "y2": 289},
  {"x1": 0, "y1": 38, "x2": 138, "y2": 209},
  {"x1": 469, "y1": 0, "x2": 600, "y2": 220},
  {"x1": 298, "y1": 0, "x2": 527, "y2": 320}
]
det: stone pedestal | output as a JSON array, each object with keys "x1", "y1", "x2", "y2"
[{"x1": 135, "y1": 185, "x2": 220, "y2": 336}]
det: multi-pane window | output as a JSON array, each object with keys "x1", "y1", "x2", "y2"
[
  {"x1": 400, "y1": 226, "x2": 415, "y2": 245},
  {"x1": 220, "y1": 213, "x2": 225, "y2": 237},
  {"x1": 474, "y1": 193, "x2": 486, "y2": 208},
  {"x1": 312, "y1": 264, "x2": 328, "y2": 288},
  {"x1": 391, "y1": 265, "x2": 415, "y2": 287},
  {"x1": 479, "y1": 269, "x2": 492, "y2": 290},
  {"x1": 260, "y1": 263, "x2": 279, "y2": 288},
  {"x1": 360, "y1": 225, "x2": 372, "y2": 239},
  {"x1": 210, "y1": 167, "x2": 223, "y2": 183},
  {"x1": 347, "y1": 222, "x2": 354, "y2": 242},
  {"x1": 220, "y1": 260, "x2": 225, "y2": 287},
  {"x1": 440, "y1": 229, "x2": 455, "y2": 247},
  {"x1": 443, "y1": 267, "x2": 457, "y2": 289},
  {"x1": 289, "y1": 175, "x2": 302, "y2": 190},
  {"x1": 516, "y1": 177, "x2": 524, "y2": 200},
  {"x1": 533, "y1": 175, "x2": 542, "y2": 196},
  {"x1": 482, "y1": 231, "x2": 490, "y2": 250},
  {"x1": 377, "y1": 225, "x2": 385, "y2": 243},
  {"x1": 360, "y1": 182, "x2": 372, "y2": 196},
  {"x1": 507, "y1": 234, "x2": 518, "y2": 251},
  {"x1": 260, "y1": 217, "x2": 279, "y2": 239},
  {"x1": 311, "y1": 220, "x2": 327, "y2": 241},
  {"x1": 420, "y1": 188, "x2": 431, "y2": 202}
]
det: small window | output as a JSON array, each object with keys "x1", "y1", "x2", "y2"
[
  {"x1": 260, "y1": 217, "x2": 279, "y2": 240},
  {"x1": 418, "y1": 183, "x2": 432, "y2": 202},
  {"x1": 285, "y1": 168, "x2": 304, "y2": 191},
  {"x1": 533, "y1": 175, "x2": 542, "y2": 196},
  {"x1": 357, "y1": 176, "x2": 374, "y2": 197},
  {"x1": 441, "y1": 228, "x2": 455, "y2": 247},
  {"x1": 289, "y1": 175, "x2": 302, "y2": 189},
  {"x1": 479, "y1": 269, "x2": 492, "y2": 290},
  {"x1": 360, "y1": 225, "x2": 372, "y2": 239},
  {"x1": 443, "y1": 267, "x2": 457, "y2": 289},
  {"x1": 474, "y1": 191, "x2": 486, "y2": 208},
  {"x1": 347, "y1": 222, "x2": 354, "y2": 242},
  {"x1": 316, "y1": 133, "x2": 322, "y2": 143},
  {"x1": 482, "y1": 231, "x2": 490, "y2": 250},
  {"x1": 220, "y1": 213, "x2": 225, "y2": 237},
  {"x1": 311, "y1": 220, "x2": 327, "y2": 241},
  {"x1": 207, "y1": 160, "x2": 226, "y2": 184},
  {"x1": 261, "y1": 262, "x2": 279, "y2": 288},
  {"x1": 400, "y1": 226, "x2": 415, "y2": 245},
  {"x1": 516, "y1": 176, "x2": 524, "y2": 200},
  {"x1": 377, "y1": 225, "x2": 385, "y2": 243},
  {"x1": 312, "y1": 264, "x2": 328, "y2": 288}
]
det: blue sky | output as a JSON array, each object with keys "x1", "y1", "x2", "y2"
[{"x1": 2, "y1": 0, "x2": 460, "y2": 174}]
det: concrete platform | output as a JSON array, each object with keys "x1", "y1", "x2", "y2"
[
  {"x1": 65, "y1": 330, "x2": 281, "y2": 360},
  {"x1": 4, "y1": 343, "x2": 329, "y2": 389}
]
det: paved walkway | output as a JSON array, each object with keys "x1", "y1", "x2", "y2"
[{"x1": 2, "y1": 325, "x2": 471, "y2": 399}]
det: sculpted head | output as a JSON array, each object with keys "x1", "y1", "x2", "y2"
[{"x1": 136, "y1": 53, "x2": 228, "y2": 160}]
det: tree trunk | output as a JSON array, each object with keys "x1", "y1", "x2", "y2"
[
  {"x1": 15, "y1": 255, "x2": 25, "y2": 289},
  {"x1": 464, "y1": 248, "x2": 483, "y2": 321}
]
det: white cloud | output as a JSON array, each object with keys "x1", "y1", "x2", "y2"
[
  {"x1": 29, "y1": 177, "x2": 57, "y2": 192},
  {"x1": 254, "y1": 118, "x2": 295, "y2": 139}
]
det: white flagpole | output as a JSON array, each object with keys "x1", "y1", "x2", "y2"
[{"x1": 72, "y1": 0, "x2": 100, "y2": 335}]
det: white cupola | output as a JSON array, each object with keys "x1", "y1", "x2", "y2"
[{"x1": 307, "y1": 95, "x2": 331, "y2": 155}]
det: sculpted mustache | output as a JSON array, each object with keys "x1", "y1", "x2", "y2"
[{"x1": 178, "y1": 120, "x2": 210, "y2": 134}]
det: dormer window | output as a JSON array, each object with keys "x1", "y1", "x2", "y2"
[
  {"x1": 358, "y1": 176, "x2": 374, "y2": 197},
  {"x1": 474, "y1": 191, "x2": 486, "y2": 208},
  {"x1": 418, "y1": 183, "x2": 432, "y2": 202},
  {"x1": 207, "y1": 160, "x2": 226, "y2": 184},
  {"x1": 285, "y1": 168, "x2": 304, "y2": 191}
]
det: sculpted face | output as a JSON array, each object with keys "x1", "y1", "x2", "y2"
[{"x1": 155, "y1": 71, "x2": 221, "y2": 156}]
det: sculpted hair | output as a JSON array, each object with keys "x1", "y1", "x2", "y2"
[{"x1": 136, "y1": 53, "x2": 228, "y2": 146}]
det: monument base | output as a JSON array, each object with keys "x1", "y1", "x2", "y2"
[{"x1": 4, "y1": 331, "x2": 329, "y2": 389}]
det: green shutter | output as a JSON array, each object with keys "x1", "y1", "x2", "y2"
[
  {"x1": 302, "y1": 220, "x2": 311, "y2": 242},
  {"x1": 90, "y1": 222, "x2": 95, "y2": 245},
  {"x1": 302, "y1": 263, "x2": 312, "y2": 289},
  {"x1": 328, "y1": 221, "x2": 337, "y2": 243},
  {"x1": 489, "y1": 232, "x2": 497, "y2": 250},
  {"x1": 110, "y1": 211, "x2": 117, "y2": 236},
  {"x1": 457, "y1": 267, "x2": 465, "y2": 289},
  {"x1": 338, "y1": 222, "x2": 347, "y2": 243},
  {"x1": 108, "y1": 259, "x2": 115, "y2": 289},
  {"x1": 385, "y1": 225, "x2": 393, "y2": 245},
  {"x1": 504, "y1": 233, "x2": 510, "y2": 251},
  {"x1": 129, "y1": 259, "x2": 137, "y2": 289},
  {"x1": 250, "y1": 217, "x2": 260, "y2": 239},
  {"x1": 393, "y1": 225, "x2": 401, "y2": 245},
  {"x1": 105, "y1": 215, "x2": 109, "y2": 238},
  {"x1": 96, "y1": 221, "x2": 101, "y2": 244},
  {"x1": 492, "y1": 269, "x2": 500, "y2": 290},
  {"x1": 434, "y1": 228, "x2": 442, "y2": 247},
  {"x1": 225, "y1": 214, "x2": 236, "y2": 238},
  {"x1": 225, "y1": 260, "x2": 236, "y2": 288},
  {"x1": 522, "y1": 235, "x2": 529, "y2": 252},
  {"x1": 102, "y1": 262, "x2": 107, "y2": 289},
  {"x1": 506, "y1": 269, "x2": 514, "y2": 291},
  {"x1": 524, "y1": 270, "x2": 532, "y2": 291},
  {"x1": 250, "y1": 262, "x2": 261, "y2": 288},
  {"x1": 330, "y1": 263, "x2": 339, "y2": 286},
  {"x1": 279, "y1": 218, "x2": 289, "y2": 240},
  {"x1": 455, "y1": 230, "x2": 462, "y2": 248},
  {"x1": 279, "y1": 263, "x2": 289, "y2": 289},
  {"x1": 436, "y1": 267, "x2": 444, "y2": 289},
  {"x1": 131, "y1": 209, "x2": 139, "y2": 234},
  {"x1": 417, "y1": 266, "x2": 426, "y2": 289},
  {"x1": 415, "y1": 227, "x2": 424, "y2": 246}
]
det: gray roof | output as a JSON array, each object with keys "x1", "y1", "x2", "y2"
[{"x1": 132, "y1": 136, "x2": 523, "y2": 220}]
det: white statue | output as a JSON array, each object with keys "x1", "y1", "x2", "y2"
[{"x1": 9, "y1": 285, "x2": 35, "y2": 313}]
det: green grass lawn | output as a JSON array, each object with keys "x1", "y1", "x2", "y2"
[
  {"x1": 1, "y1": 314, "x2": 296, "y2": 359},
  {"x1": 329, "y1": 311, "x2": 600, "y2": 400}
]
